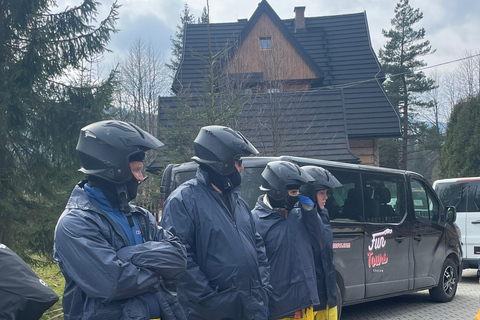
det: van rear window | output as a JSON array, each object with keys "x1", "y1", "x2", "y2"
[{"x1": 173, "y1": 171, "x2": 196, "y2": 190}]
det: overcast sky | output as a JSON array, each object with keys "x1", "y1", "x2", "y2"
[{"x1": 56, "y1": 0, "x2": 479, "y2": 78}]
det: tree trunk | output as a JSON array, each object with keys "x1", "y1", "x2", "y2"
[{"x1": 402, "y1": 77, "x2": 408, "y2": 170}]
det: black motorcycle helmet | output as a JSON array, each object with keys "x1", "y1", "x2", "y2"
[
  {"x1": 300, "y1": 165, "x2": 342, "y2": 200},
  {"x1": 192, "y1": 125, "x2": 259, "y2": 176},
  {"x1": 76, "y1": 120, "x2": 164, "y2": 184},
  {"x1": 260, "y1": 161, "x2": 314, "y2": 201}
]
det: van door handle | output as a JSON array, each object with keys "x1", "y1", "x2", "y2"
[
  {"x1": 395, "y1": 236, "x2": 406, "y2": 243},
  {"x1": 472, "y1": 220, "x2": 480, "y2": 224},
  {"x1": 414, "y1": 235, "x2": 422, "y2": 241}
]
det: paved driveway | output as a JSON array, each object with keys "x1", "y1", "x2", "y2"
[{"x1": 341, "y1": 269, "x2": 480, "y2": 319}]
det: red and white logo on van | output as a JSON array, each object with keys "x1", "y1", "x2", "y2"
[
  {"x1": 333, "y1": 242, "x2": 351, "y2": 249},
  {"x1": 367, "y1": 228, "x2": 392, "y2": 268}
]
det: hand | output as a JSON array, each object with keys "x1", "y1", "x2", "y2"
[
  {"x1": 298, "y1": 195, "x2": 314, "y2": 205},
  {"x1": 298, "y1": 195, "x2": 314, "y2": 211}
]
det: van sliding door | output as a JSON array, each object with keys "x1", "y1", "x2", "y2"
[
  {"x1": 326, "y1": 168, "x2": 366, "y2": 302},
  {"x1": 362, "y1": 173, "x2": 411, "y2": 298},
  {"x1": 466, "y1": 181, "x2": 480, "y2": 261}
]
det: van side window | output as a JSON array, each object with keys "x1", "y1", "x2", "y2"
[
  {"x1": 242, "y1": 167, "x2": 266, "y2": 209},
  {"x1": 325, "y1": 170, "x2": 363, "y2": 222},
  {"x1": 411, "y1": 180, "x2": 440, "y2": 221},
  {"x1": 435, "y1": 182, "x2": 467, "y2": 212},
  {"x1": 474, "y1": 183, "x2": 480, "y2": 211},
  {"x1": 362, "y1": 173, "x2": 406, "y2": 223}
]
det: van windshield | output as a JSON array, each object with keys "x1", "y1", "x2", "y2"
[{"x1": 435, "y1": 182, "x2": 467, "y2": 212}]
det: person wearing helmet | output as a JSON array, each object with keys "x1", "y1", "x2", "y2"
[
  {"x1": 300, "y1": 165, "x2": 342, "y2": 320},
  {"x1": 54, "y1": 120, "x2": 187, "y2": 320},
  {"x1": 161, "y1": 125, "x2": 271, "y2": 320},
  {"x1": 252, "y1": 161, "x2": 327, "y2": 320}
]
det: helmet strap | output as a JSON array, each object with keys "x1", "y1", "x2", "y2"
[{"x1": 116, "y1": 184, "x2": 135, "y2": 227}]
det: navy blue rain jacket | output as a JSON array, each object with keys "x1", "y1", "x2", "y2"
[
  {"x1": 252, "y1": 195, "x2": 326, "y2": 319},
  {"x1": 161, "y1": 168, "x2": 270, "y2": 320},
  {"x1": 314, "y1": 208, "x2": 338, "y2": 310},
  {"x1": 54, "y1": 181, "x2": 187, "y2": 320},
  {"x1": 0, "y1": 244, "x2": 58, "y2": 320}
]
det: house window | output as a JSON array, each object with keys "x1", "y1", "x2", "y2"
[{"x1": 260, "y1": 37, "x2": 271, "y2": 50}]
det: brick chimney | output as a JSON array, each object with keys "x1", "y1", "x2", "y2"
[{"x1": 294, "y1": 6, "x2": 306, "y2": 33}]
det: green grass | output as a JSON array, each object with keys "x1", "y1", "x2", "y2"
[{"x1": 32, "y1": 262, "x2": 65, "y2": 320}]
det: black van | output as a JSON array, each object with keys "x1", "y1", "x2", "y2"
[{"x1": 156, "y1": 156, "x2": 461, "y2": 317}]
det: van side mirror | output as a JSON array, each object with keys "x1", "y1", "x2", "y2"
[{"x1": 445, "y1": 206, "x2": 456, "y2": 222}]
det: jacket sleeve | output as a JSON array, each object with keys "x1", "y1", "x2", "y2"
[
  {"x1": 116, "y1": 238, "x2": 187, "y2": 280},
  {"x1": 255, "y1": 229, "x2": 272, "y2": 293},
  {"x1": 116, "y1": 210, "x2": 187, "y2": 280},
  {"x1": 300, "y1": 205, "x2": 327, "y2": 253},
  {"x1": 161, "y1": 191, "x2": 217, "y2": 303},
  {"x1": 54, "y1": 212, "x2": 161, "y2": 302}
]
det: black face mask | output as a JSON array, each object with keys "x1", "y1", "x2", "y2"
[
  {"x1": 268, "y1": 196, "x2": 285, "y2": 209},
  {"x1": 126, "y1": 175, "x2": 140, "y2": 201},
  {"x1": 201, "y1": 164, "x2": 241, "y2": 193},
  {"x1": 88, "y1": 176, "x2": 119, "y2": 207},
  {"x1": 227, "y1": 169, "x2": 242, "y2": 189},
  {"x1": 285, "y1": 195, "x2": 299, "y2": 211}
]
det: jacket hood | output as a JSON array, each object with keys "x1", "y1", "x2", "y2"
[{"x1": 253, "y1": 194, "x2": 289, "y2": 219}]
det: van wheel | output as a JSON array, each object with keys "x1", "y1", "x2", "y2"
[
  {"x1": 336, "y1": 282, "x2": 342, "y2": 320},
  {"x1": 429, "y1": 258, "x2": 458, "y2": 302}
]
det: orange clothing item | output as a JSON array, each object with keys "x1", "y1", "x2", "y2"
[{"x1": 278, "y1": 306, "x2": 317, "y2": 320}]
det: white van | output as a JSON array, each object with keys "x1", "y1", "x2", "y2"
[{"x1": 433, "y1": 177, "x2": 480, "y2": 270}]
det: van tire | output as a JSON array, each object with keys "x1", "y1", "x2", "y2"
[
  {"x1": 336, "y1": 282, "x2": 342, "y2": 319},
  {"x1": 429, "y1": 258, "x2": 458, "y2": 302}
]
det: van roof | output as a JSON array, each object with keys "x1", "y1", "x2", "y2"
[
  {"x1": 168, "y1": 155, "x2": 422, "y2": 178},
  {"x1": 277, "y1": 156, "x2": 414, "y2": 175},
  {"x1": 434, "y1": 177, "x2": 480, "y2": 184}
]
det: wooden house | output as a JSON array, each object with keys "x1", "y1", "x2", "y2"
[{"x1": 159, "y1": 0, "x2": 401, "y2": 165}]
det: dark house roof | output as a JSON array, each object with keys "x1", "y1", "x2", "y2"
[
  {"x1": 159, "y1": 90, "x2": 360, "y2": 163},
  {"x1": 162, "y1": 0, "x2": 401, "y2": 162},
  {"x1": 237, "y1": 90, "x2": 360, "y2": 162}
]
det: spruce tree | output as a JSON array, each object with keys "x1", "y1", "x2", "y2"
[
  {"x1": 0, "y1": 0, "x2": 119, "y2": 261},
  {"x1": 378, "y1": 0, "x2": 435, "y2": 170},
  {"x1": 198, "y1": 6, "x2": 209, "y2": 24},
  {"x1": 167, "y1": 3, "x2": 195, "y2": 74},
  {"x1": 439, "y1": 95, "x2": 480, "y2": 178}
]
